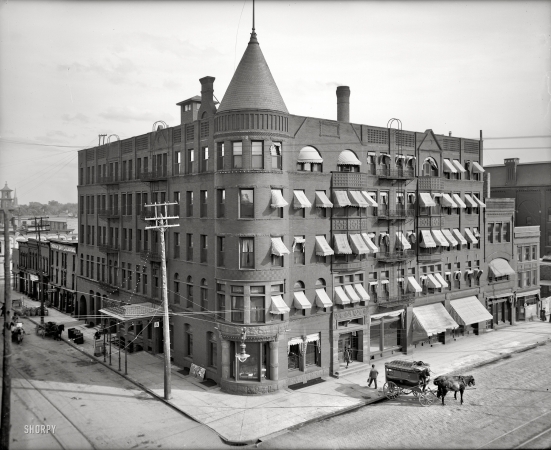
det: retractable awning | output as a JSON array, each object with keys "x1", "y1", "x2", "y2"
[
  {"x1": 298, "y1": 146, "x2": 323, "y2": 163},
  {"x1": 426, "y1": 274, "x2": 441, "y2": 289},
  {"x1": 420, "y1": 229, "x2": 437, "y2": 248},
  {"x1": 413, "y1": 303, "x2": 459, "y2": 337},
  {"x1": 473, "y1": 196, "x2": 486, "y2": 208},
  {"x1": 293, "y1": 291, "x2": 312, "y2": 309},
  {"x1": 350, "y1": 234, "x2": 370, "y2": 254},
  {"x1": 271, "y1": 237, "x2": 290, "y2": 256},
  {"x1": 452, "y1": 194, "x2": 467, "y2": 208},
  {"x1": 463, "y1": 194, "x2": 478, "y2": 208},
  {"x1": 516, "y1": 289, "x2": 540, "y2": 298},
  {"x1": 432, "y1": 230, "x2": 450, "y2": 247},
  {"x1": 396, "y1": 232, "x2": 411, "y2": 250},
  {"x1": 271, "y1": 190, "x2": 288, "y2": 208},
  {"x1": 361, "y1": 191, "x2": 378, "y2": 207},
  {"x1": 442, "y1": 229, "x2": 459, "y2": 246},
  {"x1": 334, "y1": 286, "x2": 351, "y2": 305},
  {"x1": 334, "y1": 234, "x2": 352, "y2": 254},
  {"x1": 345, "y1": 285, "x2": 361, "y2": 303},
  {"x1": 315, "y1": 236, "x2": 334, "y2": 256},
  {"x1": 379, "y1": 153, "x2": 391, "y2": 164},
  {"x1": 333, "y1": 191, "x2": 352, "y2": 207},
  {"x1": 354, "y1": 284, "x2": 370, "y2": 301},
  {"x1": 371, "y1": 309, "x2": 404, "y2": 321},
  {"x1": 450, "y1": 296, "x2": 493, "y2": 326},
  {"x1": 349, "y1": 191, "x2": 369, "y2": 207},
  {"x1": 434, "y1": 273, "x2": 448, "y2": 288},
  {"x1": 464, "y1": 228, "x2": 478, "y2": 244},
  {"x1": 99, "y1": 302, "x2": 167, "y2": 321},
  {"x1": 407, "y1": 276, "x2": 422, "y2": 293},
  {"x1": 419, "y1": 193, "x2": 436, "y2": 207},
  {"x1": 453, "y1": 228, "x2": 468, "y2": 245},
  {"x1": 293, "y1": 190, "x2": 312, "y2": 209},
  {"x1": 315, "y1": 289, "x2": 333, "y2": 308},
  {"x1": 315, "y1": 191, "x2": 333, "y2": 208},
  {"x1": 362, "y1": 233, "x2": 379, "y2": 253},
  {"x1": 443, "y1": 159, "x2": 457, "y2": 173},
  {"x1": 488, "y1": 258, "x2": 515, "y2": 278},
  {"x1": 338, "y1": 150, "x2": 362, "y2": 166},
  {"x1": 452, "y1": 160, "x2": 466, "y2": 173},
  {"x1": 472, "y1": 161, "x2": 485, "y2": 173},
  {"x1": 270, "y1": 295, "x2": 290, "y2": 314},
  {"x1": 441, "y1": 193, "x2": 457, "y2": 208}
]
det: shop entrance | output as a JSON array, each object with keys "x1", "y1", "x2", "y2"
[{"x1": 338, "y1": 332, "x2": 359, "y2": 362}]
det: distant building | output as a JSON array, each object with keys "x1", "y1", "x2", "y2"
[
  {"x1": 485, "y1": 158, "x2": 551, "y2": 257},
  {"x1": 48, "y1": 239, "x2": 78, "y2": 313},
  {"x1": 0, "y1": 182, "x2": 17, "y2": 280},
  {"x1": 513, "y1": 226, "x2": 541, "y2": 320}
]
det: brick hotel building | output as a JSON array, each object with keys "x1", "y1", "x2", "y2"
[{"x1": 76, "y1": 28, "x2": 536, "y2": 395}]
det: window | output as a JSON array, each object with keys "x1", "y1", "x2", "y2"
[
  {"x1": 525, "y1": 246, "x2": 530, "y2": 261},
  {"x1": 174, "y1": 151, "x2": 181, "y2": 175},
  {"x1": 174, "y1": 232, "x2": 180, "y2": 259},
  {"x1": 186, "y1": 233, "x2": 193, "y2": 261},
  {"x1": 293, "y1": 281, "x2": 306, "y2": 316},
  {"x1": 423, "y1": 157, "x2": 438, "y2": 177},
  {"x1": 240, "y1": 237, "x2": 254, "y2": 269},
  {"x1": 293, "y1": 236, "x2": 305, "y2": 265},
  {"x1": 533, "y1": 269, "x2": 538, "y2": 286},
  {"x1": 231, "y1": 286, "x2": 244, "y2": 323},
  {"x1": 217, "y1": 236, "x2": 225, "y2": 267},
  {"x1": 217, "y1": 189, "x2": 225, "y2": 218},
  {"x1": 250, "y1": 287, "x2": 265, "y2": 323},
  {"x1": 186, "y1": 191, "x2": 193, "y2": 217},
  {"x1": 185, "y1": 325, "x2": 193, "y2": 356},
  {"x1": 200, "y1": 279, "x2": 208, "y2": 311},
  {"x1": 251, "y1": 141, "x2": 263, "y2": 169},
  {"x1": 200, "y1": 235, "x2": 208, "y2": 263},
  {"x1": 187, "y1": 149, "x2": 194, "y2": 174},
  {"x1": 201, "y1": 146, "x2": 209, "y2": 172},
  {"x1": 239, "y1": 189, "x2": 254, "y2": 218},
  {"x1": 186, "y1": 276, "x2": 194, "y2": 309},
  {"x1": 217, "y1": 142, "x2": 224, "y2": 170},
  {"x1": 272, "y1": 237, "x2": 284, "y2": 267},
  {"x1": 232, "y1": 141, "x2": 242, "y2": 169},
  {"x1": 200, "y1": 190, "x2": 208, "y2": 218},
  {"x1": 532, "y1": 245, "x2": 537, "y2": 260},
  {"x1": 217, "y1": 284, "x2": 226, "y2": 321},
  {"x1": 271, "y1": 142, "x2": 282, "y2": 169},
  {"x1": 208, "y1": 332, "x2": 217, "y2": 367}
]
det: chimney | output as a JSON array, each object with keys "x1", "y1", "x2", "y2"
[
  {"x1": 336, "y1": 86, "x2": 350, "y2": 122},
  {"x1": 505, "y1": 158, "x2": 519, "y2": 186},
  {"x1": 449, "y1": 131, "x2": 452, "y2": 137},
  {"x1": 198, "y1": 76, "x2": 217, "y2": 118},
  {"x1": 483, "y1": 171, "x2": 491, "y2": 199}
]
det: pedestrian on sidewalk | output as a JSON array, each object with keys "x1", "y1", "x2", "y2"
[
  {"x1": 541, "y1": 308, "x2": 547, "y2": 321},
  {"x1": 94, "y1": 330, "x2": 101, "y2": 340},
  {"x1": 344, "y1": 347, "x2": 351, "y2": 368},
  {"x1": 367, "y1": 364, "x2": 379, "y2": 389}
]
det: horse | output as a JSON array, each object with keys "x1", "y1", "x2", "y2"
[
  {"x1": 433, "y1": 375, "x2": 475, "y2": 405},
  {"x1": 418, "y1": 367, "x2": 431, "y2": 392},
  {"x1": 53, "y1": 323, "x2": 65, "y2": 341}
]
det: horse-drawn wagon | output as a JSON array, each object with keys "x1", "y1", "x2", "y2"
[
  {"x1": 36, "y1": 321, "x2": 64, "y2": 339},
  {"x1": 11, "y1": 322, "x2": 25, "y2": 344},
  {"x1": 383, "y1": 360, "x2": 437, "y2": 406}
]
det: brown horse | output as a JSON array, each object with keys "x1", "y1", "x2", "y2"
[{"x1": 433, "y1": 375, "x2": 475, "y2": 405}]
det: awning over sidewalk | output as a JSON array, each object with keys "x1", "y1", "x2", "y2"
[
  {"x1": 450, "y1": 296, "x2": 493, "y2": 326},
  {"x1": 488, "y1": 258, "x2": 516, "y2": 278},
  {"x1": 413, "y1": 303, "x2": 459, "y2": 337},
  {"x1": 516, "y1": 289, "x2": 540, "y2": 298},
  {"x1": 99, "y1": 302, "x2": 166, "y2": 321},
  {"x1": 371, "y1": 309, "x2": 404, "y2": 321}
]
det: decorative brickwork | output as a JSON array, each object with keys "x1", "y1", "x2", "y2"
[
  {"x1": 331, "y1": 172, "x2": 368, "y2": 189},
  {"x1": 121, "y1": 139, "x2": 133, "y2": 154},
  {"x1": 86, "y1": 148, "x2": 95, "y2": 161},
  {"x1": 173, "y1": 127, "x2": 182, "y2": 143},
  {"x1": 396, "y1": 131, "x2": 415, "y2": 148},
  {"x1": 136, "y1": 135, "x2": 149, "y2": 151},
  {"x1": 186, "y1": 124, "x2": 195, "y2": 142},
  {"x1": 200, "y1": 120, "x2": 209, "y2": 139},
  {"x1": 442, "y1": 138, "x2": 460, "y2": 152},
  {"x1": 366, "y1": 128, "x2": 388, "y2": 144},
  {"x1": 464, "y1": 140, "x2": 480, "y2": 153}
]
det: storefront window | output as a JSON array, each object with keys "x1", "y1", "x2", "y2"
[
  {"x1": 237, "y1": 342, "x2": 260, "y2": 381},
  {"x1": 383, "y1": 318, "x2": 401, "y2": 349},
  {"x1": 370, "y1": 322, "x2": 381, "y2": 352},
  {"x1": 288, "y1": 343, "x2": 301, "y2": 370},
  {"x1": 305, "y1": 339, "x2": 321, "y2": 367}
]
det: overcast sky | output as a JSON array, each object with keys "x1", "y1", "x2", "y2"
[{"x1": 1, "y1": 0, "x2": 550, "y2": 204}]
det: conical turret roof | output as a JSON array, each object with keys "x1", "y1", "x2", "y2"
[{"x1": 218, "y1": 31, "x2": 288, "y2": 114}]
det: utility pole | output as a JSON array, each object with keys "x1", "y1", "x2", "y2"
[
  {"x1": 145, "y1": 201, "x2": 178, "y2": 400},
  {"x1": 29, "y1": 217, "x2": 49, "y2": 326}
]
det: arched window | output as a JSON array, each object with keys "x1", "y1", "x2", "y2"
[
  {"x1": 315, "y1": 278, "x2": 326, "y2": 289},
  {"x1": 297, "y1": 146, "x2": 323, "y2": 172},
  {"x1": 422, "y1": 157, "x2": 438, "y2": 176},
  {"x1": 200, "y1": 278, "x2": 208, "y2": 311},
  {"x1": 173, "y1": 273, "x2": 180, "y2": 304},
  {"x1": 186, "y1": 276, "x2": 193, "y2": 309},
  {"x1": 294, "y1": 280, "x2": 305, "y2": 292},
  {"x1": 337, "y1": 150, "x2": 361, "y2": 172}
]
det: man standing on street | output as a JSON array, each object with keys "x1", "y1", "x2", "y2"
[{"x1": 368, "y1": 364, "x2": 379, "y2": 389}]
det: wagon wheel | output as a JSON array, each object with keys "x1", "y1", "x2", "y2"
[
  {"x1": 383, "y1": 381, "x2": 399, "y2": 400},
  {"x1": 419, "y1": 388, "x2": 437, "y2": 407}
]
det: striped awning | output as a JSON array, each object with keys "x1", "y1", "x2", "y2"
[
  {"x1": 361, "y1": 191, "x2": 378, "y2": 207},
  {"x1": 293, "y1": 190, "x2": 312, "y2": 209},
  {"x1": 334, "y1": 286, "x2": 351, "y2": 305},
  {"x1": 271, "y1": 237, "x2": 290, "y2": 256},
  {"x1": 420, "y1": 229, "x2": 437, "y2": 248},
  {"x1": 270, "y1": 295, "x2": 290, "y2": 314},
  {"x1": 315, "y1": 289, "x2": 333, "y2": 308},
  {"x1": 396, "y1": 232, "x2": 411, "y2": 250},
  {"x1": 434, "y1": 273, "x2": 448, "y2": 288},
  {"x1": 337, "y1": 150, "x2": 361, "y2": 166},
  {"x1": 362, "y1": 233, "x2": 379, "y2": 253},
  {"x1": 354, "y1": 284, "x2": 370, "y2": 301},
  {"x1": 450, "y1": 296, "x2": 493, "y2": 326},
  {"x1": 443, "y1": 159, "x2": 457, "y2": 173},
  {"x1": 315, "y1": 191, "x2": 333, "y2": 208},
  {"x1": 413, "y1": 303, "x2": 459, "y2": 337},
  {"x1": 441, "y1": 193, "x2": 457, "y2": 208},
  {"x1": 452, "y1": 160, "x2": 466, "y2": 173},
  {"x1": 298, "y1": 146, "x2": 323, "y2": 163},
  {"x1": 315, "y1": 236, "x2": 334, "y2": 256},
  {"x1": 333, "y1": 191, "x2": 352, "y2": 207},
  {"x1": 293, "y1": 291, "x2": 312, "y2": 309},
  {"x1": 334, "y1": 234, "x2": 352, "y2": 254},
  {"x1": 426, "y1": 274, "x2": 441, "y2": 289},
  {"x1": 345, "y1": 285, "x2": 361, "y2": 303},
  {"x1": 407, "y1": 277, "x2": 422, "y2": 293},
  {"x1": 451, "y1": 194, "x2": 465, "y2": 209},
  {"x1": 472, "y1": 161, "x2": 485, "y2": 173},
  {"x1": 463, "y1": 194, "x2": 478, "y2": 208},
  {"x1": 488, "y1": 258, "x2": 515, "y2": 278},
  {"x1": 442, "y1": 229, "x2": 458, "y2": 246},
  {"x1": 349, "y1": 191, "x2": 369, "y2": 207},
  {"x1": 453, "y1": 228, "x2": 468, "y2": 245},
  {"x1": 271, "y1": 190, "x2": 288, "y2": 208},
  {"x1": 419, "y1": 193, "x2": 436, "y2": 207},
  {"x1": 432, "y1": 230, "x2": 450, "y2": 247},
  {"x1": 350, "y1": 234, "x2": 370, "y2": 254},
  {"x1": 473, "y1": 196, "x2": 486, "y2": 208},
  {"x1": 464, "y1": 228, "x2": 478, "y2": 244}
]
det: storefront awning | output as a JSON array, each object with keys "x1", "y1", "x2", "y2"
[
  {"x1": 488, "y1": 258, "x2": 516, "y2": 278},
  {"x1": 473, "y1": 196, "x2": 486, "y2": 208},
  {"x1": 298, "y1": 146, "x2": 323, "y2": 163},
  {"x1": 29, "y1": 274, "x2": 39, "y2": 282},
  {"x1": 345, "y1": 285, "x2": 361, "y2": 303},
  {"x1": 333, "y1": 191, "x2": 352, "y2": 207},
  {"x1": 334, "y1": 234, "x2": 352, "y2": 254},
  {"x1": 450, "y1": 296, "x2": 493, "y2": 326},
  {"x1": 293, "y1": 291, "x2": 312, "y2": 309},
  {"x1": 407, "y1": 276, "x2": 422, "y2": 293},
  {"x1": 293, "y1": 190, "x2": 312, "y2": 209},
  {"x1": 334, "y1": 286, "x2": 351, "y2": 305},
  {"x1": 271, "y1": 237, "x2": 290, "y2": 256},
  {"x1": 419, "y1": 193, "x2": 436, "y2": 207},
  {"x1": 362, "y1": 233, "x2": 379, "y2": 253},
  {"x1": 361, "y1": 191, "x2": 378, "y2": 207},
  {"x1": 315, "y1": 235, "x2": 334, "y2": 256},
  {"x1": 270, "y1": 295, "x2": 290, "y2": 314},
  {"x1": 349, "y1": 191, "x2": 369, "y2": 207},
  {"x1": 472, "y1": 161, "x2": 485, "y2": 173},
  {"x1": 315, "y1": 191, "x2": 333, "y2": 208},
  {"x1": 516, "y1": 289, "x2": 540, "y2": 298},
  {"x1": 371, "y1": 309, "x2": 404, "y2": 321},
  {"x1": 464, "y1": 228, "x2": 478, "y2": 244},
  {"x1": 413, "y1": 303, "x2": 459, "y2": 337},
  {"x1": 426, "y1": 274, "x2": 441, "y2": 289},
  {"x1": 270, "y1": 190, "x2": 288, "y2": 208},
  {"x1": 443, "y1": 158, "x2": 457, "y2": 173},
  {"x1": 350, "y1": 234, "x2": 370, "y2": 254},
  {"x1": 315, "y1": 289, "x2": 333, "y2": 308},
  {"x1": 420, "y1": 229, "x2": 437, "y2": 248},
  {"x1": 99, "y1": 302, "x2": 166, "y2": 321},
  {"x1": 441, "y1": 193, "x2": 457, "y2": 208},
  {"x1": 396, "y1": 232, "x2": 411, "y2": 250},
  {"x1": 434, "y1": 273, "x2": 448, "y2": 288},
  {"x1": 432, "y1": 230, "x2": 450, "y2": 247},
  {"x1": 442, "y1": 229, "x2": 458, "y2": 246},
  {"x1": 453, "y1": 194, "x2": 467, "y2": 208},
  {"x1": 452, "y1": 159, "x2": 466, "y2": 173},
  {"x1": 354, "y1": 284, "x2": 370, "y2": 301},
  {"x1": 453, "y1": 228, "x2": 468, "y2": 245}
]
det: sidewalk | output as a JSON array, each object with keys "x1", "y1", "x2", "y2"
[{"x1": 9, "y1": 290, "x2": 551, "y2": 445}]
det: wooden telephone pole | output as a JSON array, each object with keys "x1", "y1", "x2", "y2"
[{"x1": 144, "y1": 201, "x2": 178, "y2": 400}]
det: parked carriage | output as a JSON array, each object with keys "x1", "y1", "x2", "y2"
[
  {"x1": 11, "y1": 323, "x2": 25, "y2": 344},
  {"x1": 36, "y1": 321, "x2": 61, "y2": 339},
  {"x1": 383, "y1": 360, "x2": 437, "y2": 407}
]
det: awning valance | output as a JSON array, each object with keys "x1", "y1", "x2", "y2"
[
  {"x1": 315, "y1": 289, "x2": 333, "y2": 308},
  {"x1": 464, "y1": 228, "x2": 478, "y2": 244},
  {"x1": 472, "y1": 161, "x2": 485, "y2": 173},
  {"x1": 453, "y1": 228, "x2": 468, "y2": 245},
  {"x1": 441, "y1": 193, "x2": 457, "y2": 208},
  {"x1": 362, "y1": 233, "x2": 379, "y2": 253},
  {"x1": 443, "y1": 159, "x2": 457, "y2": 173},
  {"x1": 432, "y1": 230, "x2": 450, "y2": 247},
  {"x1": 434, "y1": 273, "x2": 448, "y2": 288},
  {"x1": 298, "y1": 146, "x2": 323, "y2": 163},
  {"x1": 293, "y1": 190, "x2": 312, "y2": 209},
  {"x1": 473, "y1": 196, "x2": 486, "y2": 208},
  {"x1": 419, "y1": 193, "x2": 436, "y2": 207},
  {"x1": 271, "y1": 237, "x2": 290, "y2": 256},
  {"x1": 407, "y1": 276, "x2": 422, "y2": 293},
  {"x1": 337, "y1": 150, "x2": 361, "y2": 166},
  {"x1": 270, "y1": 295, "x2": 290, "y2": 314},
  {"x1": 453, "y1": 194, "x2": 467, "y2": 208},
  {"x1": 271, "y1": 190, "x2": 288, "y2": 208},
  {"x1": 345, "y1": 285, "x2": 361, "y2": 303},
  {"x1": 420, "y1": 229, "x2": 437, "y2": 248},
  {"x1": 361, "y1": 191, "x2": 378, "y2": 207},
  {"x1": 413, "y1": 303, "x2": 459, "y2": 337},
  {"x1": 488, "y1": 258, "x2": 515, "y2": 278},
  {"x1": 315, "y1": 235, "x2": 334, "y2": 256},
  {"x1": 452, "y1": 159, "x2": 466, "y2": 173},
  {"x1": 333, "y1": 191, "x2": 352, "y2": 207},
  {"x1": 334, "y1": 234, "x2": 352, "y2": 254},
  {"x1": 293, "y1": 291, "x2": 312, "y2": 309},
  {"x1": 396, "y1": 232, "x2": 411, "y2": 250},
  {"x1": 349, "y1": 191, "x2": 369, "y2": 207},
  {"x1": 350, "y1": 234, "x2": 370, "y2": 254},
  {"x1": 450, "y1": 296, "x2": 493, "y2": 326},
  {"x1": 354, "y1": 284, "x2": 370, "y2": 301},
  {"x1": 315, "y1": 191, "x2": 333, "y2": 208},
  {"x1": 334, "y1": 286, "x2": 351, "y2": 305},
  {"x1": 442, "y1": 229, "x2": 458, "y2": 246}
]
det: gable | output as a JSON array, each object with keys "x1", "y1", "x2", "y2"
[{"x1": 417, "y1": 129, "x2": 442, "y2": 152}]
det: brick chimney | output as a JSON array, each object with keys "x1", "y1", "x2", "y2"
[
  {"x1": 336, "y1": 86, "x2": 350, "y2": 122},
  {"x1": 505, "y1": 158, "x2": 519, "y2": 186},
  {"x1": 198, "y1": 76, "x2": 217, "y2": 118},
  {"x1": 483, "y1": 172, "x2": 491, "y2": 199}
]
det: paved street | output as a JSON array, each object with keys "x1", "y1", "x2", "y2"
[
  {"x1": 260, "y1": 343, "x2": 551, "y2": 449},
  {"x1": 2, "y1": 316, "x2": 230, "y2": 450}
]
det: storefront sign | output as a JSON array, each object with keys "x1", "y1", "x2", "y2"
[{"x1": 50, "y1": 242, "x2": 77, "y2": 253}]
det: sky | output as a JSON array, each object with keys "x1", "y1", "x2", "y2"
[{"x1": 0, "y1": 0, "x2": 550, "y2": 204}]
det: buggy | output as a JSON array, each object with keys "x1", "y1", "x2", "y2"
[
  {"x1": 383, "y1": 360, "x2": 437, "y2": 407},
  {"x1": 11, "y1": 323, "x2": 25, "y2": 344},
  {"x1": 36, "y1": 321, "x2": 60, "y2": 339}
]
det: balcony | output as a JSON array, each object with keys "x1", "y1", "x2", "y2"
[
  {"x1": 377, "y1": 167, "x2": 415, "y2": 180},
  {"x1": 376, "y1": 249, "x2": 415, "y2": 263},
  {"x1": 137, "y1": 169, "x2": 168, "y2": 182},
  {"x1": 98, "y1": 208, "x2": 121, "y2": 219},
  {"x1": 417, "y1": 251, "x2": 442, "y2": 263},
  {"x1": 98, "y1": 280, "x2": 119, "y2": 294},
  {"x1": 99, "y1": 175, "x2": 120, "y2": 186},
  {"x1": 98, "y1": 243, "x2": 120, "y2": 254},
  {"x1": 375, "y1": 293, "x2": 416, "y2": 307},
  {"x1": 376, "y1": 207, "x2": 415, "y2": 220}
]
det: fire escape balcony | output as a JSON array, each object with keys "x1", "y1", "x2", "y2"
[
  {"x1": 376, "y1": 249, "x2": 415, "y2": 263},
  {"x1": 375, "y1": 292, "x2": 416, "y2": 307},
  {"x1": 377, "y1": 168, "x2": 415, "y2": 180},
  {"x1": 99, "y1": 175, "x2": 120, "y2": 186},
  {"x1": 417, "y1": 250, "x2": 443, "y2": 263},
  {"x1": 375, "y1": 207, "x2": 415, "y2": 220},
  {"x1": 98, "y1": 243, "x2": 120, "y2": 254},
  {"x1": 137, "y1": 169, "x2": 168, "y2": 182}
]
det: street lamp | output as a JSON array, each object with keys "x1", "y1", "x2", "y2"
[{"x1": 235, "y1": 327, "x2": 250, "y2": 363}]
